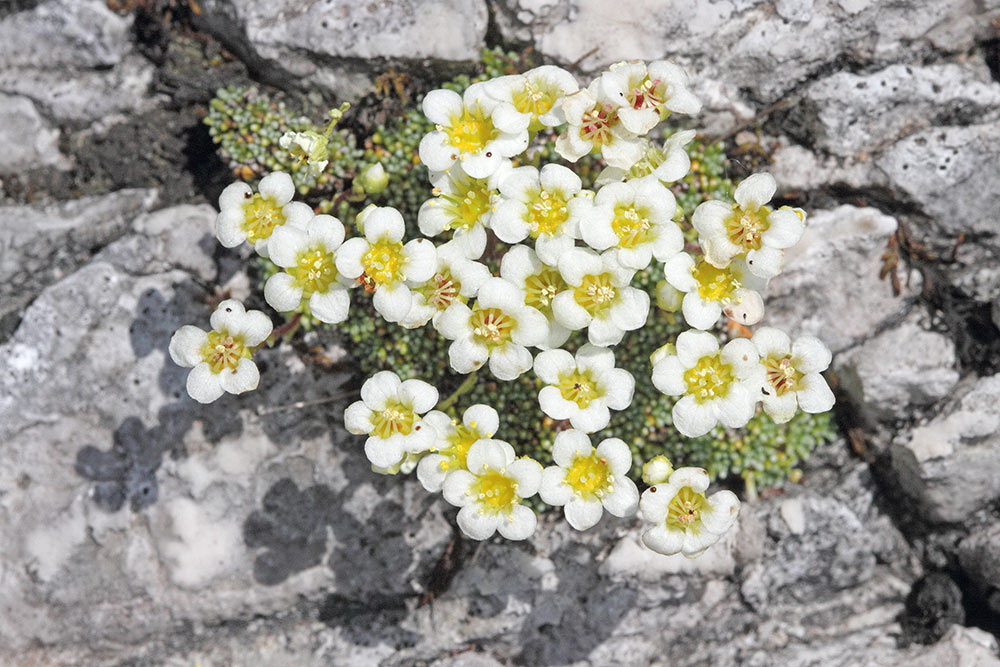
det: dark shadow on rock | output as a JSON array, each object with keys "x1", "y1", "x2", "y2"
[
  {"x1": 76, "y1": 416, "x2": 169, "y2": 512},
  {"x1": 318, "y1": 593, "x2": 419, "y2": 648},
  {"x1": 899, "y1": 572, "x2": 965, "y2": 646}
]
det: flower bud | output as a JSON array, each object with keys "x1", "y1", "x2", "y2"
[
  {"x1": 650, "y1": 342, "x2": 676, "y2": 366},
  {"x1": 359, "y1": 162, "x2": 388, "y2": 195},
  {"x1": 642, "y1": 456, "x2": 674, "y2": 486},
  {"x1": 655, "y1": 280, "x2": 683, "y2": 312}
]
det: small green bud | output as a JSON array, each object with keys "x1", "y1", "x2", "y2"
[
  {"x1": 650, "y1": 342, "x2": 676, "y2": 366},
  {"x1": 642, "y1": 456, "x2": 674, "y2": 485},
  {"x1": 354, "y1": 203, "x2": 378, "y2": 234},
  {"x1": 655, "y1": 280, "x2": 683, "y2": 312},
  {"x1": 358, "y1": 162, "x2": 388, "y2": 195}
]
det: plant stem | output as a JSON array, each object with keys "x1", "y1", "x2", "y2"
[
  {"x1": 269, "y1": 312, "x2": 302, "y2": 345},
  {"x1": 437, "y1": 372, "x2": 478, "y2": 412}
]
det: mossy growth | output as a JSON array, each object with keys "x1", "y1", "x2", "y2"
[{"x1": 221, "y1": 47, "x2": 836, "y2": 491}]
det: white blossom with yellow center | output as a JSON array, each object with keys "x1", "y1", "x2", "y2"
[
  {"x1": 484, "y1": 65, "x2": 579, "y2": 131},
  {"x1": 491, "y1": 164, "x2": 591, "y2": 266},
  {"x1": 639, "y1": 467, "x2": 740, "y2": 558},
  {"x1": 651, "y1": 330, "x2": 763, "y2": 437},
  {"x1": 168, "y1": 299, "x2": 272, "y2": 404},
  {"x1": 595, "y1": 130, "x2": 696, "y2": 188},
  {"x1": 693, "y1": 173, "x2": 806, "y2": 279},
  {"x1": 751, "y1": 327, "x2": 835, "y2": 424},
  {"x1": 417, "y1": 161, "x2": 511, "y2": 259},
  {"x1": 417, "y1": 404, "x2": 499, "y2": 492},
  {"x1": 442, "y1": 439, "x2": 542, "y2": 541},
  {"x1": 663, "y1": 252, "x2": 768, "y2": 330},
  {"x1": 436, "y1": 277, "x2": 548, "y2": 380},
  {"x1": 344, "y1": 371, "x2": 439, "y2": 470},
  {"x1": 214, "y1": 171, "x2": 314, "y2": 258},
  {"x1": 600, "y1": 60, "x2": 702, "y2": 135},
  {"x1": 552, "y1": 247, "x2": 650, "y2": 347},
  {"x1": 555, "y1": 81, "x2": 643, "y2": 170},
  {"x1": 279, "y1": 131, "x2": 328, "y2": 173},
  {"x1": 263, "y1": 214, "x2": 353, "y2": 324},
  {"x1": 533, "y1": 344, "x2": 635, "y2": 433},
  {"x1": 400, "y1": 242, "x2": 491, "y2": 329},
  {"x1": 418, "y1": 82, "x2": 529, "y2": 179},
  {"x1": 539, "y1": 430, "x2": 639, "y2": 531},
  {"x1": 499, "y1": 244, "x2": 571, "y2": 350},
  {"x1": 582, "y1": 178, "x2": 683, "y2": 270},
  {"x1": 335, "y1": 206, "x2": 437, "y2": 323}
]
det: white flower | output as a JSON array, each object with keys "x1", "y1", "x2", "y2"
[
  {"x1": 417, "y1": 162, "x2": 511, "y2": 259},
  {"x1": 555, "y1": 81, "x2": 643, "y2": 170},
  {"x1": 344, "y1": 371, "x2": 439, "y2": 470},
  {"x1": 279, "y1": 131, "x2": 329, "y2": 173},
  {"x1": 641, "y1": 455, "x2": 674, "y2": 486},
  {"x1": 639, "y1": 467, "x2": 740, "y2": 558},
  {"x1": 552, "y1": 247, "x2": 650, "y2": 347},
  {"x1": 418, "y1": 82, "x2": 529, "y2": 178},
  {"x1": 491, "y1": 164, "x2": 591, "y2": 265},
  {"x1": 600, "y1": 60, "x2": 702, "y2": 135},
  {"x1": 595, "y1": 130, "x2": 696, "y2": 188},
  {"x1": 582, "y1": 179, "x2": 683, "y2": 270},
  {"x1": 692, "y1": 172, "x2": 806, "y2": 279},
  {"x1": 533, "y1": 345, "x2": 634, "y2": 433},
  {"x1": 436, "y1": 277, "x2": 548, "y2": 380},
  {"x1": 484, "y1": 65, "x2": 579, "y2": 130},
  {"x1": 400, "y1": 243, "x2": 491, "y2": 329},
  {"x1": 538, "y1": 430, "x2": 639, "y2": 531},
  {"x1": 499, "y1": 245, "x2": 571, "y2": 349},
  {"x1": 335, "y1": 206, "x2": 437, "y2": 323},
  {"x1": 663, "y1": 252, "x2": 768, "y2": 330},
  {"x1": 442, "y1": 439, "x2": 542, "y2": 541},
  {"x1": 168, "y1": 299, "x2": 272, "y2": 404},
  {"x1": 417, "y1": 404, "x2": 499, "y2": 492},
  {"x1": 263, "y1": 214, "x2": 352, "y2": 324},
  {"x1": 751, "y1": 327, "x2": 835, "y2": 424},
  {"x1": 651, "y1": 330, "x2": 763, "y2": 437},
  {"x1": 214, "y1": 172, "x2": 314, "y2": 258}
]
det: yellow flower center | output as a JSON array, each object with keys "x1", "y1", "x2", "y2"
[
  {"x1": 692, "y1": 259, "x2": 740, "y2": 303},
  {"x1": 565, "y1": 452, "x2": 613, "y2": 500},
  {"x1": 526, "y1": 189, "x2": 569, "y2": 237},
  {"x1": 200, "y1": 330, "x2": 251, "y2": 374},
  {"x1": 524, "y1": 267, "x2": 566, "y2": 316},
  {"x1": 470, "y1": 307, "x2": 516, "y2": 349},
  {"x1": 579, "y1": 103, "x2": 618, "y2": 147},
  {"x1": 574, "y1": 273, "x2": 617, "y2": 316},
  {"x1": 241, "y1": 193, "x2": 286, "y2": 243},
  {"x1": 611, "y1": 204, "x2": 654, "y2": 248},
  {"x1": 434, "y1": 173, "x2": 492, "y2": 231},
  {"x1": 666, "y1": 486, "x2": 706, "y2": 529},
  {"x1": 724, "y1": 205, "x2": 771, "y2": 251},
  {"x1": 470, "y1": 469, "x2": 519, "y2": 514},
  {"x1": 764, "y1": 355, "x2": 804, "y2": 396},
  {"x1": 287, "y1": 245, "x2": 338, "y2": 297},
  {"x1": 445, "y1": 106, "x2": 498, "y2": 154},
  {"x1": 435, "y1": 421, "x2": 479, "y2": 473},
  {"x1": 628, "y1": 76, "x2": 665, "y2": 111},
  {"x1": 557, "y1": 368, "x2": 601, "y2": 408},
  {"x1": 684, "y1": 354, "x2": 735, "y2": 403},
  {"x1": 512, "y1": 79, "x2": 559, "y2": 116},
  {"x1": 362, "y1": 238, "x2": 405, "y2": 286},
  {"x1": 370, "y1": 399, "x2": 416, "y2": 439},
  {"x1": 419, "y1": 269, "x2": 462, "y2": 311}
]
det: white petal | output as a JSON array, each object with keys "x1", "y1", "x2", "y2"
[
  {"x1": 488, "y1": 343, "x2": 532, "y2": 381},
  {"x1": 442, "y1": 469, "x2": 475, "y2": 506},
  {"x1": 220, "y1": 358, "x2": 260, "y2": 394},
  {"x1": 373, "y1": 283, "x2": 414, "y2": 323},
  {"x1": 402, "y1": 238, "x2": 437, "y2": 282},
  {"x1": 335, "y1": 237, "x2": 369, "y2": 279},
  {"x1": 365, "y1": 434, "x2": 405, "y2": 469},
  {"x1": 214, "y1": 209, "x2": 246, "y2": 248},
  {"x1": 461, "y1": 151, "x2": 504, "y2": 179},
  {"x1": 676, "y1": 330, "x2": 719, "y2": 368},
  {"x1": 496, "y1": 504, "x2": 536, "y2": 540},
  {"x1": 422, "y1": 88, "x2": 464, "y2": 125},
  {"x1": 569, "y1": 403, "x2": 610, "y2": 433},
  {"x1": 752, "y1": 326, "x2": 792, "y2": 359},
  {"x1": 761, "y1": 391, "x2": 798, "y2": 423},
  {"x1": 663, "y1": 252, "x2": 697, "y2": 292},
  {"x1": 169, "y1": 326, "x2": 207, "y2": 368},
  {"x1": 507, "y1": 458, "x2": 543, "y2": 498},
  {"x1": 309, "y1": 288, "x2": 350, "y2": 324},
  {"x1": 264, "y1": 273, "x2": 304, "y2": 313},
  {"x1": 609, "y1": 287, "x2": 650, "y2": 331},
  {"x1": 463, "y1": 404, "x2": 499, "y2": 436},
  {"x1": 490, "y1": 199, "x2": 530, "y2": 243},
  {"x1": 417, "y1": 454, "x2": 449, "y2": 492},
  {"x1": 209, "y1": 299, "x2": 246, "y2": 332},
  {"x1": 668, "y1": 467, "x2": 710, "y2": 492},
  {"x1": 734, "y1": 173, "x2": 776, "y2": 210},
  {"x1": 587, "y1": 315, "x2": 625, "y2": 347},
  {"x1": 436, "y1": 302, "x2": 473, "y2": 340},
  {"x1": 539, "y1": 466, "x2": 573, "y2": 506},
  {"x1": 219, "y1": 181, "x2": 253, "y2": 211},
  {"x1": 418, "y1": 131, "x2": 456, "y2": 173},
  {"x1": 457, "y1": 505, "x2": 500, "y2": 540},
  {"x1": 565, "y1": 497, "x2": 604, "y2": 531},
  {"x1": 552, "y1": 429, "x2": 593, "y2": 466},
  {"x1": 797, "y1": 373, "x2": 835, "y2": 414},
  {"x1": 682, "y1": 293, "x2": 722, "y2": 330},
  {"x1": 721, "y1": 337, "x2": 760, "y2": 377},
  {"x1": 715, "y1": 384, "x2": 756, "y2": 429},
  {"x1": 466, "y1": 439, "x2": 512, "y2": 474},
  {"x1": 448, "y1": 337, "x2": 489, "y2": 374},
  {"x1": 365, "y1": 207, "x2": 405, "y2": 242},
  {"x1": 186, "y1": 362, "x2": 225, "y2": 404},
  {"x1": 267, "y1": 225, "x2": 307, "y2": 268},
  {"x1": 642, "y1": 525, "x2": 685, "y2": 556},
  {"x1": 476, "y1": 277, "x2": 522, "y2": 312},
  {"x1": 602, "y1": 477, "x2": 639, "y2": 517},
  {"x1": 792, "y1": 336, "x2": 833, "y2": 373},
  {"x1": 399, "y1": 379, "x2": 439, "y2": 414},
  {"x1": 745, "y1": 245, "x2": 784, "y2": 279},
  {"x1": 258, "y1": 171, "x2": 295, "y2": 203},
  {"x1": 557, "y1": 247, "x2": 603, "y2": 287},
  {"x1": 344, "y1": 401, "x2": 373, "y2": 434},
  {"x1": 361, "y1": 370, "x2": 401, "y2": 410},
  {"x1": 533, "y1": 348, "x2": 575, "y2": 384},
  {"x1": 652, "y1": 356, "x2": 687, "y2": 396},
  {"x1": 539, "y1": 163, "x2": 582, "y2": 197},
  {"x1": 702, "y1": 490, "x2": 740, "y2": 534},
  {"x1": 672, "y1": 395, "x2": 717, "y2": 437},
  {"x1": 595, "y1": 437, "x2": 632, "y2": 477},
  {"x1": 552, "y1": 291, "x2": 592, "y2": 330},
  {"x1": 538, "y1": 385, "x2": 578, "y2": 421},
  {"x1": 764, "y1": 207, "x2": 805, "y2": 249}
]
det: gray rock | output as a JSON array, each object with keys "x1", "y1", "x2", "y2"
[
  {"x1": 0, "y1": 0, "x2": 132, "y2": 69},
  {"x1": 0, "y1": 92, "x2": 64, "y2": 173},
  {"x1": 878, "y1": 123, "x2": 1000, "y2": 247},
  {"x1": 836, "y1": 312, "x2": 960, "y2": 424},
  {"x1": 791, "y1": 63, "x2": 1000, "y2": 157},
  {"x1": 762, "y1": 205, "x2": 918, "y2": 354},
  {"x1": 904, "y1": 626, "x2": 1000, "y2": 667},
  {"x1": 0, "y1": 189, "x2": 158, "y2": 339},
  {"x1": 196, "y1": 0, "x2": 488, "y2": 97},
  {"x1": 958, "y1": 523, "x2": 1000, "y2": 614},
  {"x1": 891, "y1": 374, "x2": 1000, "y2": 523}
]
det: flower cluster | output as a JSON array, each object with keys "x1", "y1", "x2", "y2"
[{"x1": 169, "y1": 59, "x2": 837, "y2": 560}]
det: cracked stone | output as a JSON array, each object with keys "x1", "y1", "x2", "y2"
[{"x1": 0, "y1": 92, "x2": 65, "y2": 174}]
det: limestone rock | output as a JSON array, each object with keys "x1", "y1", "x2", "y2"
[
  {"x1": 958, "y1": 523, "x2": 1000, "y2": 615},
  {"x1": 762, "y1": 205, "x2": 917, "y2": 353},
  {"x1": 0, "y1": 92, "x2": 64, "y2": 173},
  {"x1": 891, "y1": 374, "x2": 1000, "y2": 523},
  {"x1": 836, "y1": 313, "x2": 960, "y2": 424}
]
